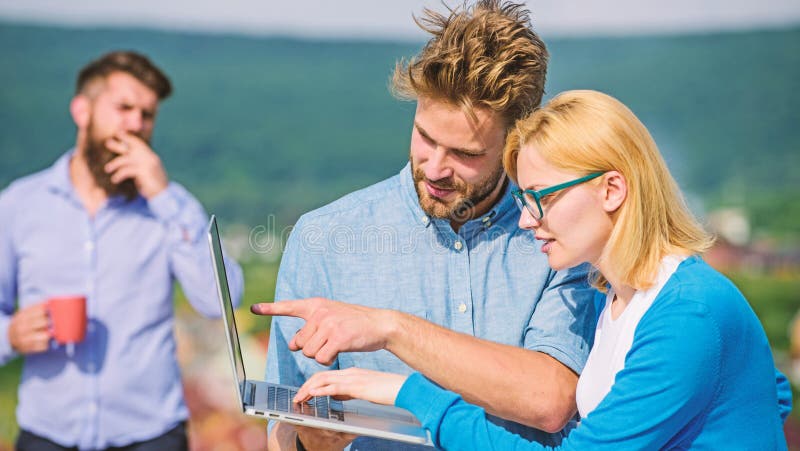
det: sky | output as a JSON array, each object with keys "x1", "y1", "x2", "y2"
[{"x1": 0, "y1": 0, "x2": 799, "y2": 40}]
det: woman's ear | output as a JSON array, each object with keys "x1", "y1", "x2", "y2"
[
  {"x1": 70, "y1": 95, "x2": 91, "y2": 129},
  {"x1": 601, "y1": 171, "x2": 627, "y2": 213}
]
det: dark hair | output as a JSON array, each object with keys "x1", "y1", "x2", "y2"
[{"x1": 76, "y1": 51, "x2": 172, "y2": 100}]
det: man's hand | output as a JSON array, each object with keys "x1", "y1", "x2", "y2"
[
  {"x1": 104, "y1": 132, "x2": 168, "y2": 199},
  {"x1": 250, "y1": 298, "x2": 396, "y2": 366},
  {"x1": 268, "y1": 422, "x2": 356, "y2": 451},
  {"x1": 295, "y1": 368, "x2": 407, "y2": 407},
  {"x1": 8, "y1": 303, "x2": 51, "y2": 354}
]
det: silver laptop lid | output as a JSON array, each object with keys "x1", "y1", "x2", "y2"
[{"x1": 207, "y1": 215, "x2": 247, "y2": 406}]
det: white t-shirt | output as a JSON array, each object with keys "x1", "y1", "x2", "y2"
[{"x1": 576, "y1": 255, "x2": 686, "y2": 418}]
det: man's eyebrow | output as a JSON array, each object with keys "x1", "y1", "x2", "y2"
[
  {"x1": 454, "y1": 147, "x2": 487, "y2": 156},
  {"x1": 414, "y1": 122, "x2": 431, "y2": 139},
  {"x1": 414, "y1": 122, "x2": 486, "y2": 155},
  {"x1": 114, "y1": 99, "x2": 157, "y2": 116}
]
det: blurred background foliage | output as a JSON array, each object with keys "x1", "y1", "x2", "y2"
[{"x1": 1, "y1": 24, "x2": 798, "y2": 238}]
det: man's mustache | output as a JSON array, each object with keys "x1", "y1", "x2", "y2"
[
  {"x1": 413, "y1": 168, "x2": 459, "y2": 191},
  {"x1": 426, "y1": 179, "x2": 456, "y2": 190}
]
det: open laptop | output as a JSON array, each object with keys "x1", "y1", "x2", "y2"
[{"x1": 207, "y1": 215, "x2": 429, "y2": 444}]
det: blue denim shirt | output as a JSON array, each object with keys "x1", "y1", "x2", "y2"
[
  {"x1": 0, "y1": 150, "x2": 244, "y2": 449},
  {"x1": 267, "y1": 163, "x2": 597, "y2": 448}
]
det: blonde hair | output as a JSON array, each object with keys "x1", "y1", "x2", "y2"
[
  {"x1": 503, "y1": 90, "x2": 714, "y2": 291},
  {"x1": 392, "y1": 0, "x2": 548, "y2": 125}
]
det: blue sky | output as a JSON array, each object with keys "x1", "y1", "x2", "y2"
[{"x1": 0, "y1": 0, "x2": 799, "y2": 40}]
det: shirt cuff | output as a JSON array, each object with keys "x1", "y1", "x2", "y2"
[
  {"x1": 0, "y1": 316, "x2": 19, "y2": 365},
  {"x1": 146, "y1": 183, "x2": 184, "y2": 223},
  {"x1": 529, "y1": 343, "x2": 586, "y2": 375},
  {"x1": 395, "y1": 372, "x2": 461, "y2": 441}
]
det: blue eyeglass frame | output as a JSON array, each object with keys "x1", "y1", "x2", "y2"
[{"x1": 511, "y1": 172, "x2": 605, "y2": 219}]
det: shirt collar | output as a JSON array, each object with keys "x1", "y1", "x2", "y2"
[
  {"x1": 46, "y1": 149, "x2": 79, "y2": 201},
  {"x1": 399, "y1": 162, "x2": 433, "y2": 227},
  {"x1": 398, "y1": 162, "x2": 519, "y2": 232},
  {"x1": 486, "y1": 178, "x2": 520, "y2": 227},
  {"x1": 45, "y1": 148, "x2": 141, "y2": 207},
  {"x1": 47, "y1": 148, "x2": 75, "y2": 194}
]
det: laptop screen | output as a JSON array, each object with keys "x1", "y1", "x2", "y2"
[{"x1": 207, "y1": 215, "x2": 247, "y2": 399}]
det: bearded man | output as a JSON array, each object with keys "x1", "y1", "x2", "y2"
[
  {"x1": 0, "y1": 51, "x2": 244, "y2": 450},
  {"x1": 259, "y1": 2, "x2": 598, "y2": 450}
]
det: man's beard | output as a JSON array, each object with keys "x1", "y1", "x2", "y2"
[
  {"x1": 411, "y1": 158, "x2": 505, "y2": 223},
  {"x1": 84, "y1": 123, "x2": 138, "y2": 201}
]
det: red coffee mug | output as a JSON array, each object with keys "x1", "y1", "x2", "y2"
[{"x1": 47, "y1": 295, "x2": 87, "y2": 345}]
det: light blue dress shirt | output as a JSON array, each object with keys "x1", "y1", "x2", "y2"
[
  {"x1": 0, "y1": 150, "x2": 244, "y2": 449},
  {"x1": 267, "y1": 163, "x2": 598, "y2": 449}
]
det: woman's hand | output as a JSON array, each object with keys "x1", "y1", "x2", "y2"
[{"x1": 294, "y1": 368, "x2": 408, "y2": 406}]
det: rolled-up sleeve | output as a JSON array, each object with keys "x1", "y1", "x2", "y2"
[{"x1": 524, "y1": 263, "x2": 598, "y2": 374}]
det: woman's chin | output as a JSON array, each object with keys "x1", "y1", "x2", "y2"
[
  {"x1": 546, "y1": 251, "x2": 579, "y2": 272},
  {"x1": 546, "y1": 254, "x2": 566, "y2": 271}
]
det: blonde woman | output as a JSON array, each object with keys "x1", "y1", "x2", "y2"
[{"x1": 295, "y1": 90, "x2": 792, "y2": 449}]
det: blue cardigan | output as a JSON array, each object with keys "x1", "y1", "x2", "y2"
[{"x1": 396, "y1": 257, "x2": 792, "y2": 449}]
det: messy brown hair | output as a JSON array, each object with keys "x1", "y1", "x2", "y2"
[
  {"x1": 392, "y1": 0, "x2": 547, "y2": 126},
  {"x1": 76, "y1": 50, "x2": 172, "y2": 100}
]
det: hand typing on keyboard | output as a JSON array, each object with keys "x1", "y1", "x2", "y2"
[{"x1": 268, "y1": 385, "x2": 345, "y2": 421}]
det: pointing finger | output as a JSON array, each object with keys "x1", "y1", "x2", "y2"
[{"x1": 250, "y1": 300, "x2": 312, "y2": 319}]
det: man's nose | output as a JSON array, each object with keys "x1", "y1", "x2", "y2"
[{"x1": 425, "y1": 147, "x2": 453, "y2": 181}]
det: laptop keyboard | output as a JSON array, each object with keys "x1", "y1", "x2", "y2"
[{"x1": 267, "y1": 385, "x2": 345, "y2": 422}]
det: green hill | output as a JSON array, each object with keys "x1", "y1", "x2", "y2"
[{"x1": 1, "y1": 23, "x2": 798, "y2": 238}]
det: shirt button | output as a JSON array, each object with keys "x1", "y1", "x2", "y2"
[
  {"x1": 454, "y1": 240, "x2": 463, "y2": 251},
  {"x1": 458, "y1": 303, "x2": 467, "y2": 313},
  {"x1": 84, "y1": 241, "x2": 95, "y2": 251},
  {"x1": 422, "y1": 216, "x2": 430, "y2": 225}
]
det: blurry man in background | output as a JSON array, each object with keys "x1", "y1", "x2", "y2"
[
  {"x1": 0, "y1": 51, "x2": 244, "y2": 450},
  {"x1": 258, "y1": 1, "x2": 597, "y2": 450}
]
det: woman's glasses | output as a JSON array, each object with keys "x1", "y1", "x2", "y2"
[{"x1": 511, "y1": 172, "x2": 605, "y2": 220}]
